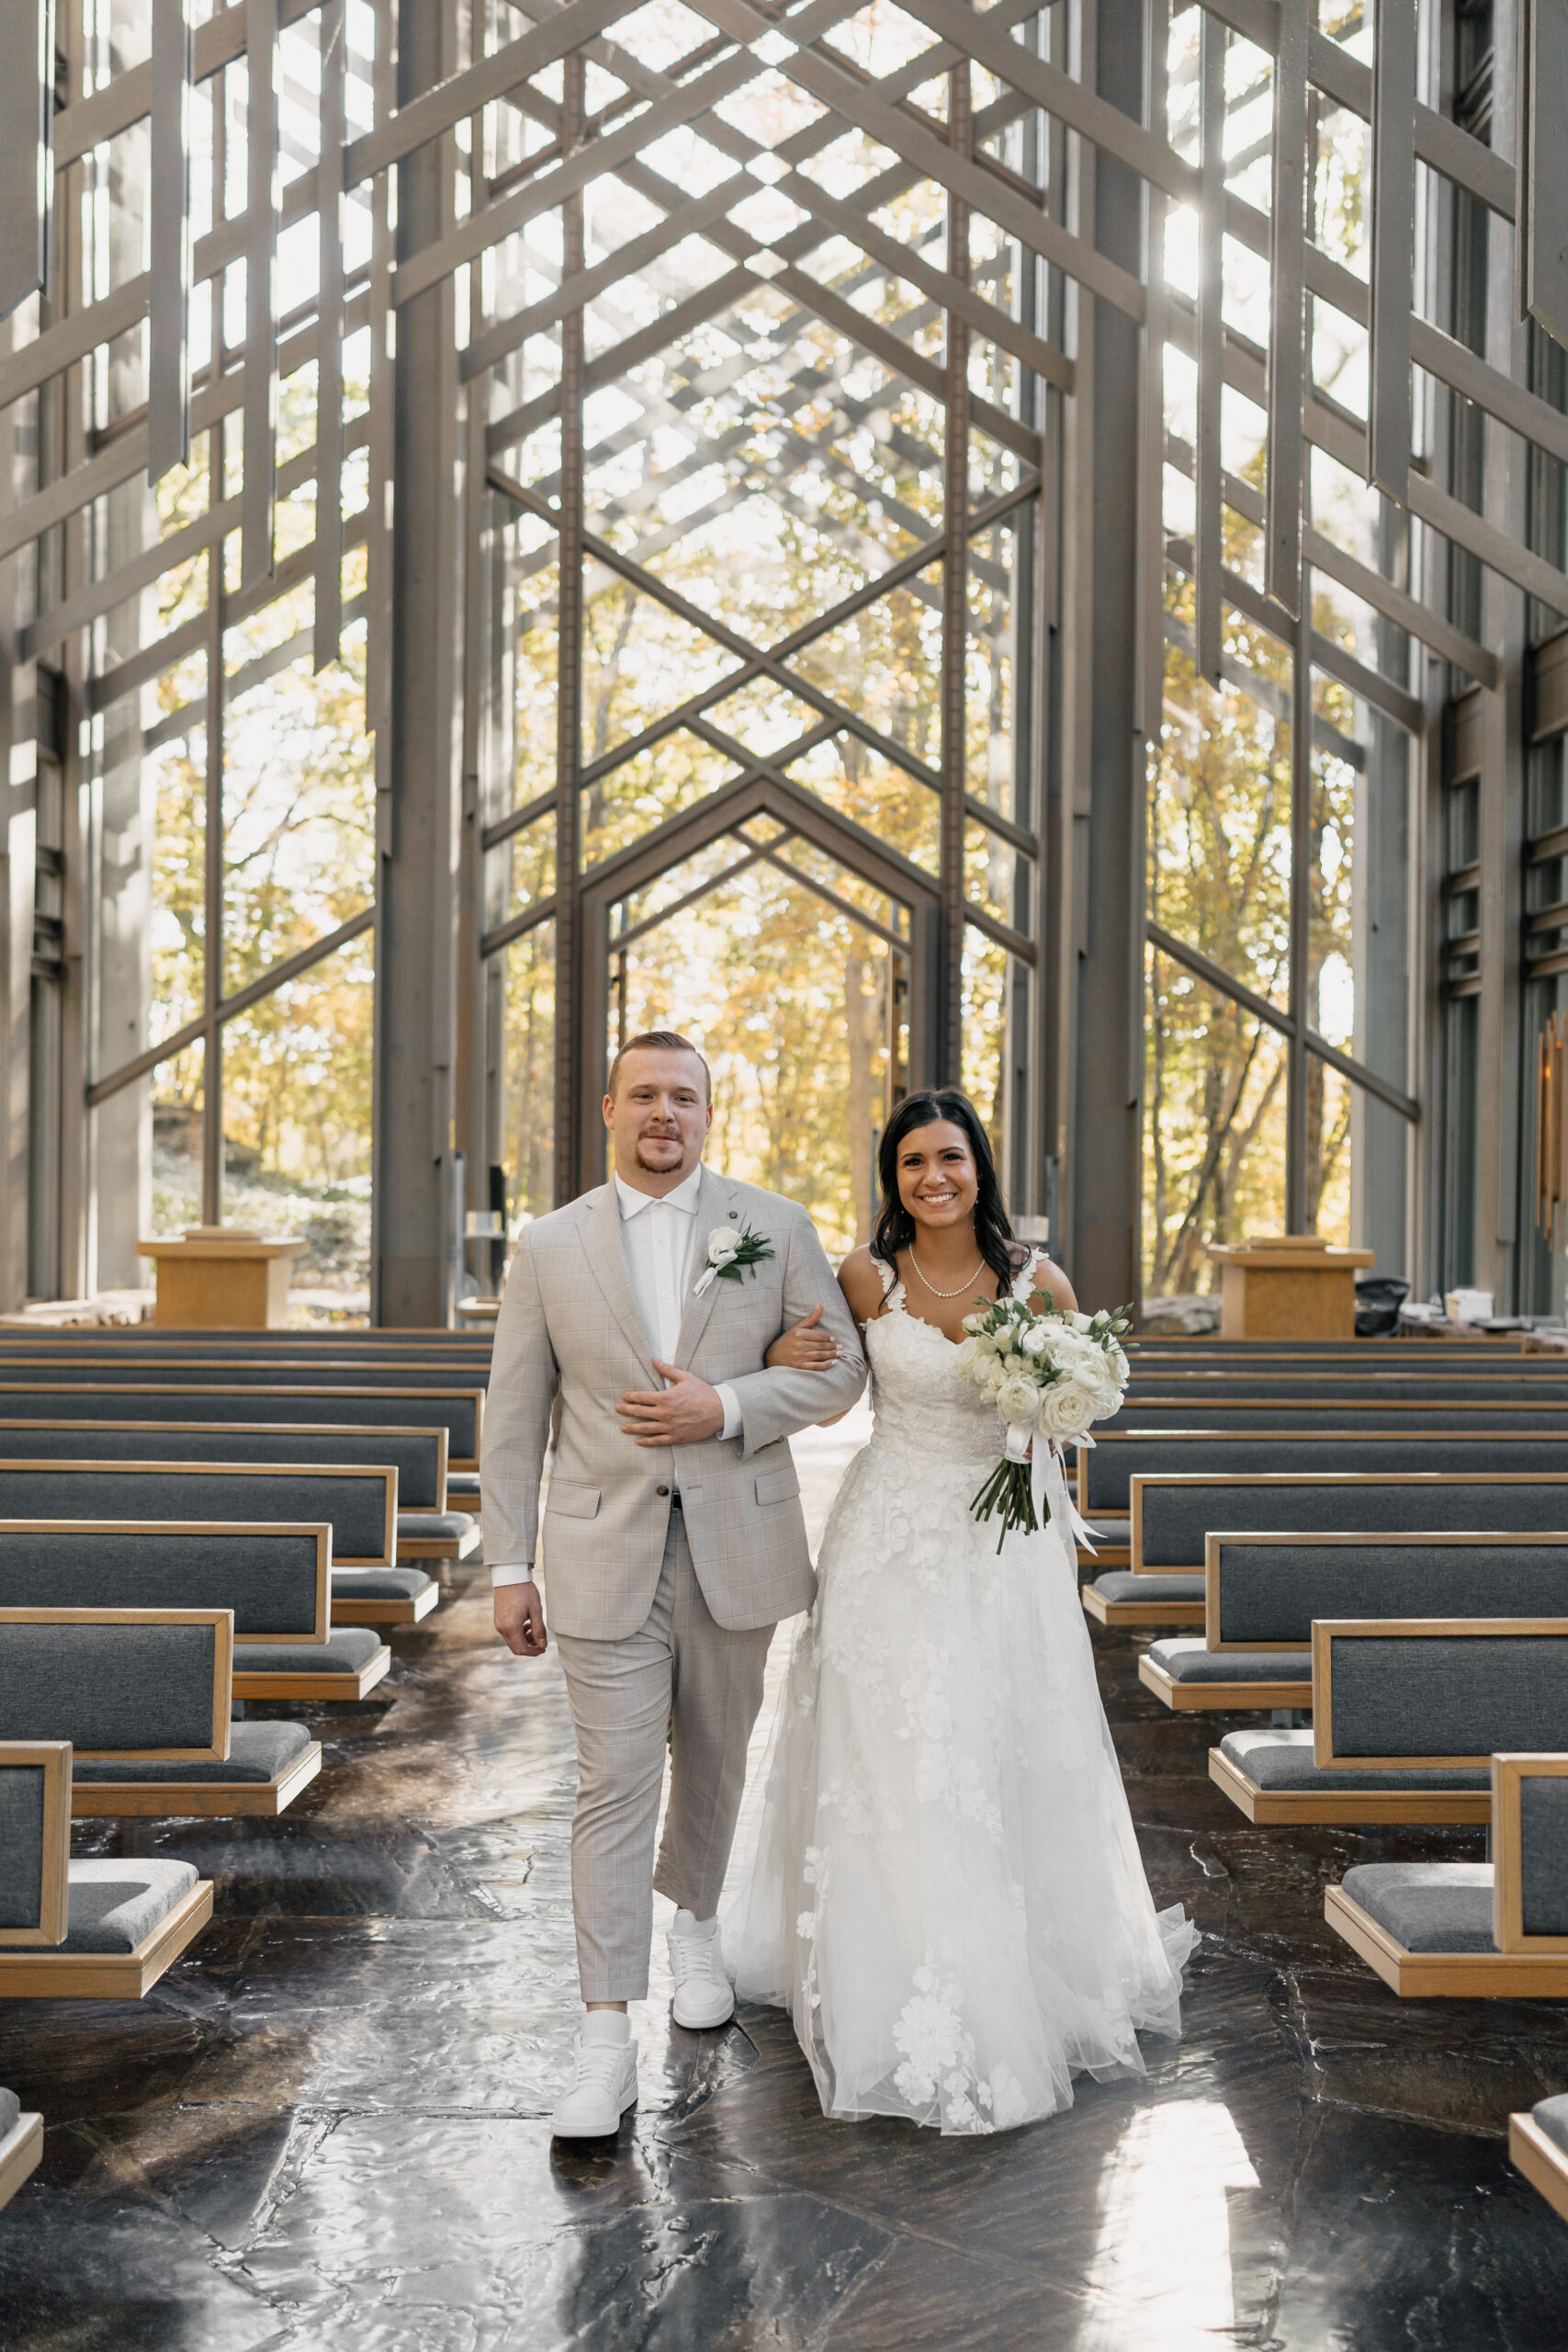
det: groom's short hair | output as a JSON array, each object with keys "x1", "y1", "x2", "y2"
[{"x1": 606, "y1": 1028, "x2": 712, "y2": 1101}]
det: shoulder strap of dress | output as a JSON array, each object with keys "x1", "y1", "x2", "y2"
[
  {"x1": 875, "y1": 1252, "x2": 897, "y2": 1297},
  {"x1": 1011, "y1": 1247, "x2": 1045, "y2": 1302}
]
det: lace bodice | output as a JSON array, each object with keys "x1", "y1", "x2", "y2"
[{"x1": 863, "y1": 1250, "x2": 1043, "y2": 1468}]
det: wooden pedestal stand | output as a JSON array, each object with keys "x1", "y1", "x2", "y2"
[
  {"x1": 1205, "y1": 1235, "x2": 1375, "y2": 1340},
  {"x1": 138, "y1": 1228, "x2": 307, "y2": 1329}
]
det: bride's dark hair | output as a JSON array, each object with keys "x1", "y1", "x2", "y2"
[{"x1": 872, "y1": 1090, "x2": 1021, "y2": 1295}]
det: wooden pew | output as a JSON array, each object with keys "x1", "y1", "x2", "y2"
[
  {"x1": 0, "y1": 1378, "x2": 484, "y2": 1471},
  {"x1": 0, "y1": 2087, "x2": 41, "y2": 2211},
  {"x1": 1331, "y1": 1751, "x2": 1568, "y2": 1998},
  {"x1": 1085, "y1": 1469, "x2": 1568, "y2": 1630},
  {"x1": 1081, "y1": 1429, "x2": 1568, "y2": 1523},
  {"x1": 0, "y1": 1725, "x2": 215, "y2": 1995},
  {"x1": 0, "y1": 1457, "x2": 397, "y2": 1566},
  {"x1": 1139, "y1": 1532, "x2": 1568, "y2": 1712},
  {"x1": 1512, "y1": 2097, "x2": 1568, "y2": 2224},
  {"x1": 1209, "y1": 1619, "x2": 1568, "y2": 1827},
  {"x1": 0, "y1": 1522, "x2": 393, "y2": 1704}
]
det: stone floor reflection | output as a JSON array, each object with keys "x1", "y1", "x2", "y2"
[{"x1": 6, "y1": 1417, "x2": 1568, "y2": 2347}]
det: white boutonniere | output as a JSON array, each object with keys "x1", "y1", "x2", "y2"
[{"x1": 692, "y1": 1222, "x2": 775, "y2": 1297}]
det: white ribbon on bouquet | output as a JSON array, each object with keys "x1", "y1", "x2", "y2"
[{"x1": 1002, "y1": 1421, "x2": 1102, "y2": 1557}]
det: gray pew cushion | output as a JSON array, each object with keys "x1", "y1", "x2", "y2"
[
  {"x1": 1090, "y1": 1572, "x2": 1204, "y2": 1604},
  {"x1": 447, "y1": 1473, "x2": 480, "y2": 1496},
  {"x1": 0, "y1": 1763, "x2": 44, "y2": 1929},
  {"x1": 1338, "y1": 1861, "x2": 1495, "y2": 1952},
  {"x1": 62, "y1": 1859, "x2": 199, "y2": 1952},
  {"x1": 1215, "y1": 1541, "x2": 1568, "y2": 1646},
  {"x1": 0, "y1": 1621, "x2": 219, "y2": 1749},
  {"x1": 0, "y1": 1527, "x2": 321, "y2": 1636},
  {"x1": 71, "y1": 1721, "x2": 312, "y2": 1783},
  {"x1": 1218, "y1": 1728, "x2": 1490, "y2": 1792},
  {"x1": 1147, "y1": 1638, "x2": 1311, "y2": 1684},
  {"x1": 236, "y1": 1630, "x2": 381, "y2": 1675},
  {"x1": 395, "y1": 1512, "x2": 474, "y2": 1540},
  {"x1": 1520, "y1": 1778, "x2": 1568, "y2": 1938},
  {"x1": 1532, "y1": 2094, "x2": 1568, "y2": 2155},
  {"x1": 1326, "y1": 1634, "x2": 1568, "y2": 1759},
  {"x1": 1140, "y1": 1479, "x2": 1568, "y2": 1569},
  {"x1": 0, "y1": 2089, "x2": 17, "y2": 2136},
  {"x1": 331, "y1": 1568, "x2": 434, "y2": 1603}
]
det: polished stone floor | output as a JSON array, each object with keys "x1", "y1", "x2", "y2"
[{"x1": 6, "y1": 1419, "x2": 1568, "y2": 2348}]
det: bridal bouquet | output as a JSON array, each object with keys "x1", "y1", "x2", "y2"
[{"x1": 956, "y1": 1296, "x2": 1134, "y2": 1550}]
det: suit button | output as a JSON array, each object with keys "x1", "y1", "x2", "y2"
[{"x1": 656, "y1": 1484, "x2": 670, "y2": 1497}]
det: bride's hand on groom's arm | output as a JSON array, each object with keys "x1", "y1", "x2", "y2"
[
  {"x1": 765, "y1": 1304, "x2": 840, "y2": 1372},
  {"x1": 494, "y1": 1581, "x2": 547, "y2": 1657}
]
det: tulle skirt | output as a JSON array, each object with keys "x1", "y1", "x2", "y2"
[{"x1": 721, "y1": 1436, "x2": 1198, "y2": 2134}]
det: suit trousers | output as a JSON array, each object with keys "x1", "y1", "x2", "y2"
[{"x1": 553, "y1": 1510, "x2": 775, "y2": 2002}]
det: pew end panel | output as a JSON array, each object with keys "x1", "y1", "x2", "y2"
[
  {"x1": 0, "y1": 1607, "x2": 234, "y2": 1760},
  {"x1": 1511, "y1": 2109, "x2": 1568, "y2": 2226},
  {"x1": 0, "y1": 1519, "x2": 333, "y2": 1646},
  {"x1": 1493, "y1": 1754, "x2": 1568, "y2": 1953},
  {"x1": 0, "y1": 2105, "x2": 42, "y2": 2211}
]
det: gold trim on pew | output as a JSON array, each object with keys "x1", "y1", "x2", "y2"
[
  {"x1": 0, "y1": 1420, "x2": 451, "y2": 1516},
  {"x1": 1312, "y1": 1619, "x2": 1568, "y2": 1771},
  {"x1": 231, "y1": 1645, "x2": 392, "y2": 1702},
  {"x1": 1136, "y1": 1652, "x2": 1311, "y2": 1712},
  {"x1": 1493, "y1": 1752, "x2": 1568, "y2": 1954},
  {"x1": 331, "y1": 1584, "x2": 440, "y2": 1626},
  {"x1": 1130, "y1": 1470, "x2": 1568, "y2": 1572},
  {"x1": 1205, "y1": 1745, "x2": 1491, "y2": 1826},
  {"x1": 0, "y1": 1879, "x2": 214, "y2": 2000},
  {"x1": 0, "y1": 1607, "x2": 233, "y2": 1758},
  {"x1": 0, "y1": 1517, "x2": 333, "y2": 1645},
  {"x1": 1080, "y1": 1582, "x2": 1202, "y2": 1628},
  {"x1": 1510, "y1": 2112, "x2": 1568, "y2": 2224},
  {"x1": 0, "y1": 1384, "x2": 484, "y2": 1472},
  {"x1": 71, "y1": 1741, "x2": 324, "y2": 1819},
  {"x1": 0, "y1": 2110, "x2": 43, "y2": 2210}
]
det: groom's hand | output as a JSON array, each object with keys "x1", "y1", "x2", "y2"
[
  {"x1": 620, "y1": 1362, "x2": 726, "y2": 1445},
  {"x1": 494, "y1": 1581, "x2": 547, "y2": 1657}
]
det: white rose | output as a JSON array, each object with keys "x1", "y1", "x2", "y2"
[
  {"x1": 979, "y1": 1359, "x2": 1010, "y2": 1402},
  {"x1": 1067, "y1": 1311, "x2": 1093, "y2": 1332},
  {"x1": 1038, "y1": 1377, "x2": 1102, "y2": 1439},
  {"x1": 1019, "y1": 1322, "x2": 1050, "y2": 1358},
  {"x1": 997, "y1": 1372, "x2": 1043, "y2": 1425},
  {"x1": 707, "y1": 1227, "x2": 739, "y2": 1261}
]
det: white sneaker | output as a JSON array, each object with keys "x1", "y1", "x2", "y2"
[
  {"x1": 550, "y1": 2034, "x2": 639, "y2": 2139},
  {"x1": 668, "y1": 1924, "x2": 735, "y2": 2030}
]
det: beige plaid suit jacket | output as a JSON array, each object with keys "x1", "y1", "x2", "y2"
[{"x1": 482, "y1": 1166, "x2": 868, "y2": 1639}]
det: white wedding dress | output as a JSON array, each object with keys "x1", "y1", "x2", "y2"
[{"x1": 723, "y1": 1253, "x2": 1198, "y2": 2135}]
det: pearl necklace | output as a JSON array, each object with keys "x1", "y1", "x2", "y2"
[{"x1": 908, "y1": 1246, "x2": 987, "y2": 1300}]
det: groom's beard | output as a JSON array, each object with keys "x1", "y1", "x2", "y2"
[{"x1": 634, "y1": 1138, "x2": 687, "y2": 1171}]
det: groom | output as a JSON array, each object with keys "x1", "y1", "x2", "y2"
[{"x1": 484, "y1": 1029, "x2": 867, "y2": 2139}]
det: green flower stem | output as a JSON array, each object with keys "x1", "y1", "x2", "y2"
[{"x1": 970, "y1": 1459, "x2": 1051, "y2": 1555}]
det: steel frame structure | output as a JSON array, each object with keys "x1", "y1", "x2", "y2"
[{"x1": 1, "y1": 0, "x2": 1566, "y2": 1318}]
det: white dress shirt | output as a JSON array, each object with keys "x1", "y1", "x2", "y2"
[{"x1": 490, "y1": 1163, "x2": 740, "y2": 1587}]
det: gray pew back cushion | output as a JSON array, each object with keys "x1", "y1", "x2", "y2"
[
  {"x1": 0, "y1": 1743, "x2": 69, "y2": 1942},
  {"x1": 1211, "y1": 1536, "x2": 1568, "y2": 1647},
  {"x1": 0, "y1": 1612, "x2": 228, "y2": 1755},
  {"x1": 0, "y1": 1386, "x2": 479, "y2": 1462},
  {"x1": 0, "y1": 1422, "x2": 445, "y2": 1510},
  {"x1": 0, "y1": 2088, "x2": 17, "y2": 2136},
  {"x1": 1135, "y1": 1476, "x2": 1568, "y2": 1570},
  {"x1": 62, "y1": 1860, "x2": 199, "y2": 1953},
  {"x1": 0, "y1": 1464, "x2": 389, "y2": 1564},
  {"x1": 1316, "y1": 1625, "x2": 1568, "y2": 1764},
  {"x1": 1095, "y1": 1434, "x2": 1568, "y2": 1515},
  {"x1": 1337, "y1": 1861, "x2": 1496, "y2": 1953},
  {"x1": 1520, "y1": 1777, "x2": 1568, "y2": 1938},
  {"x1": 0, "y1": 1764, "x2": 44, "y2": 1929},
  {"x1": 0, "y1": 1524, "x2": 326, "y2": 1638}
]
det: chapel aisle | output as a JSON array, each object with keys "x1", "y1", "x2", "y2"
[{"x1": 2, "y1": 1423, "x2": 1568, "y2": 2348}]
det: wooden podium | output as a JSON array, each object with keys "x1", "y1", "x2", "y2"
[
  {"x1": 1205, "y1": 1234, "x2": 1375, "y2": 1340},
  {"x1": 138, "y1": 1227, "x2": 307, "y2": 1329}
]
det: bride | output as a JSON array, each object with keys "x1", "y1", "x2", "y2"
[{"x1": 721, "y1": 1088, "x2": 1197, "y2": 2135}]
